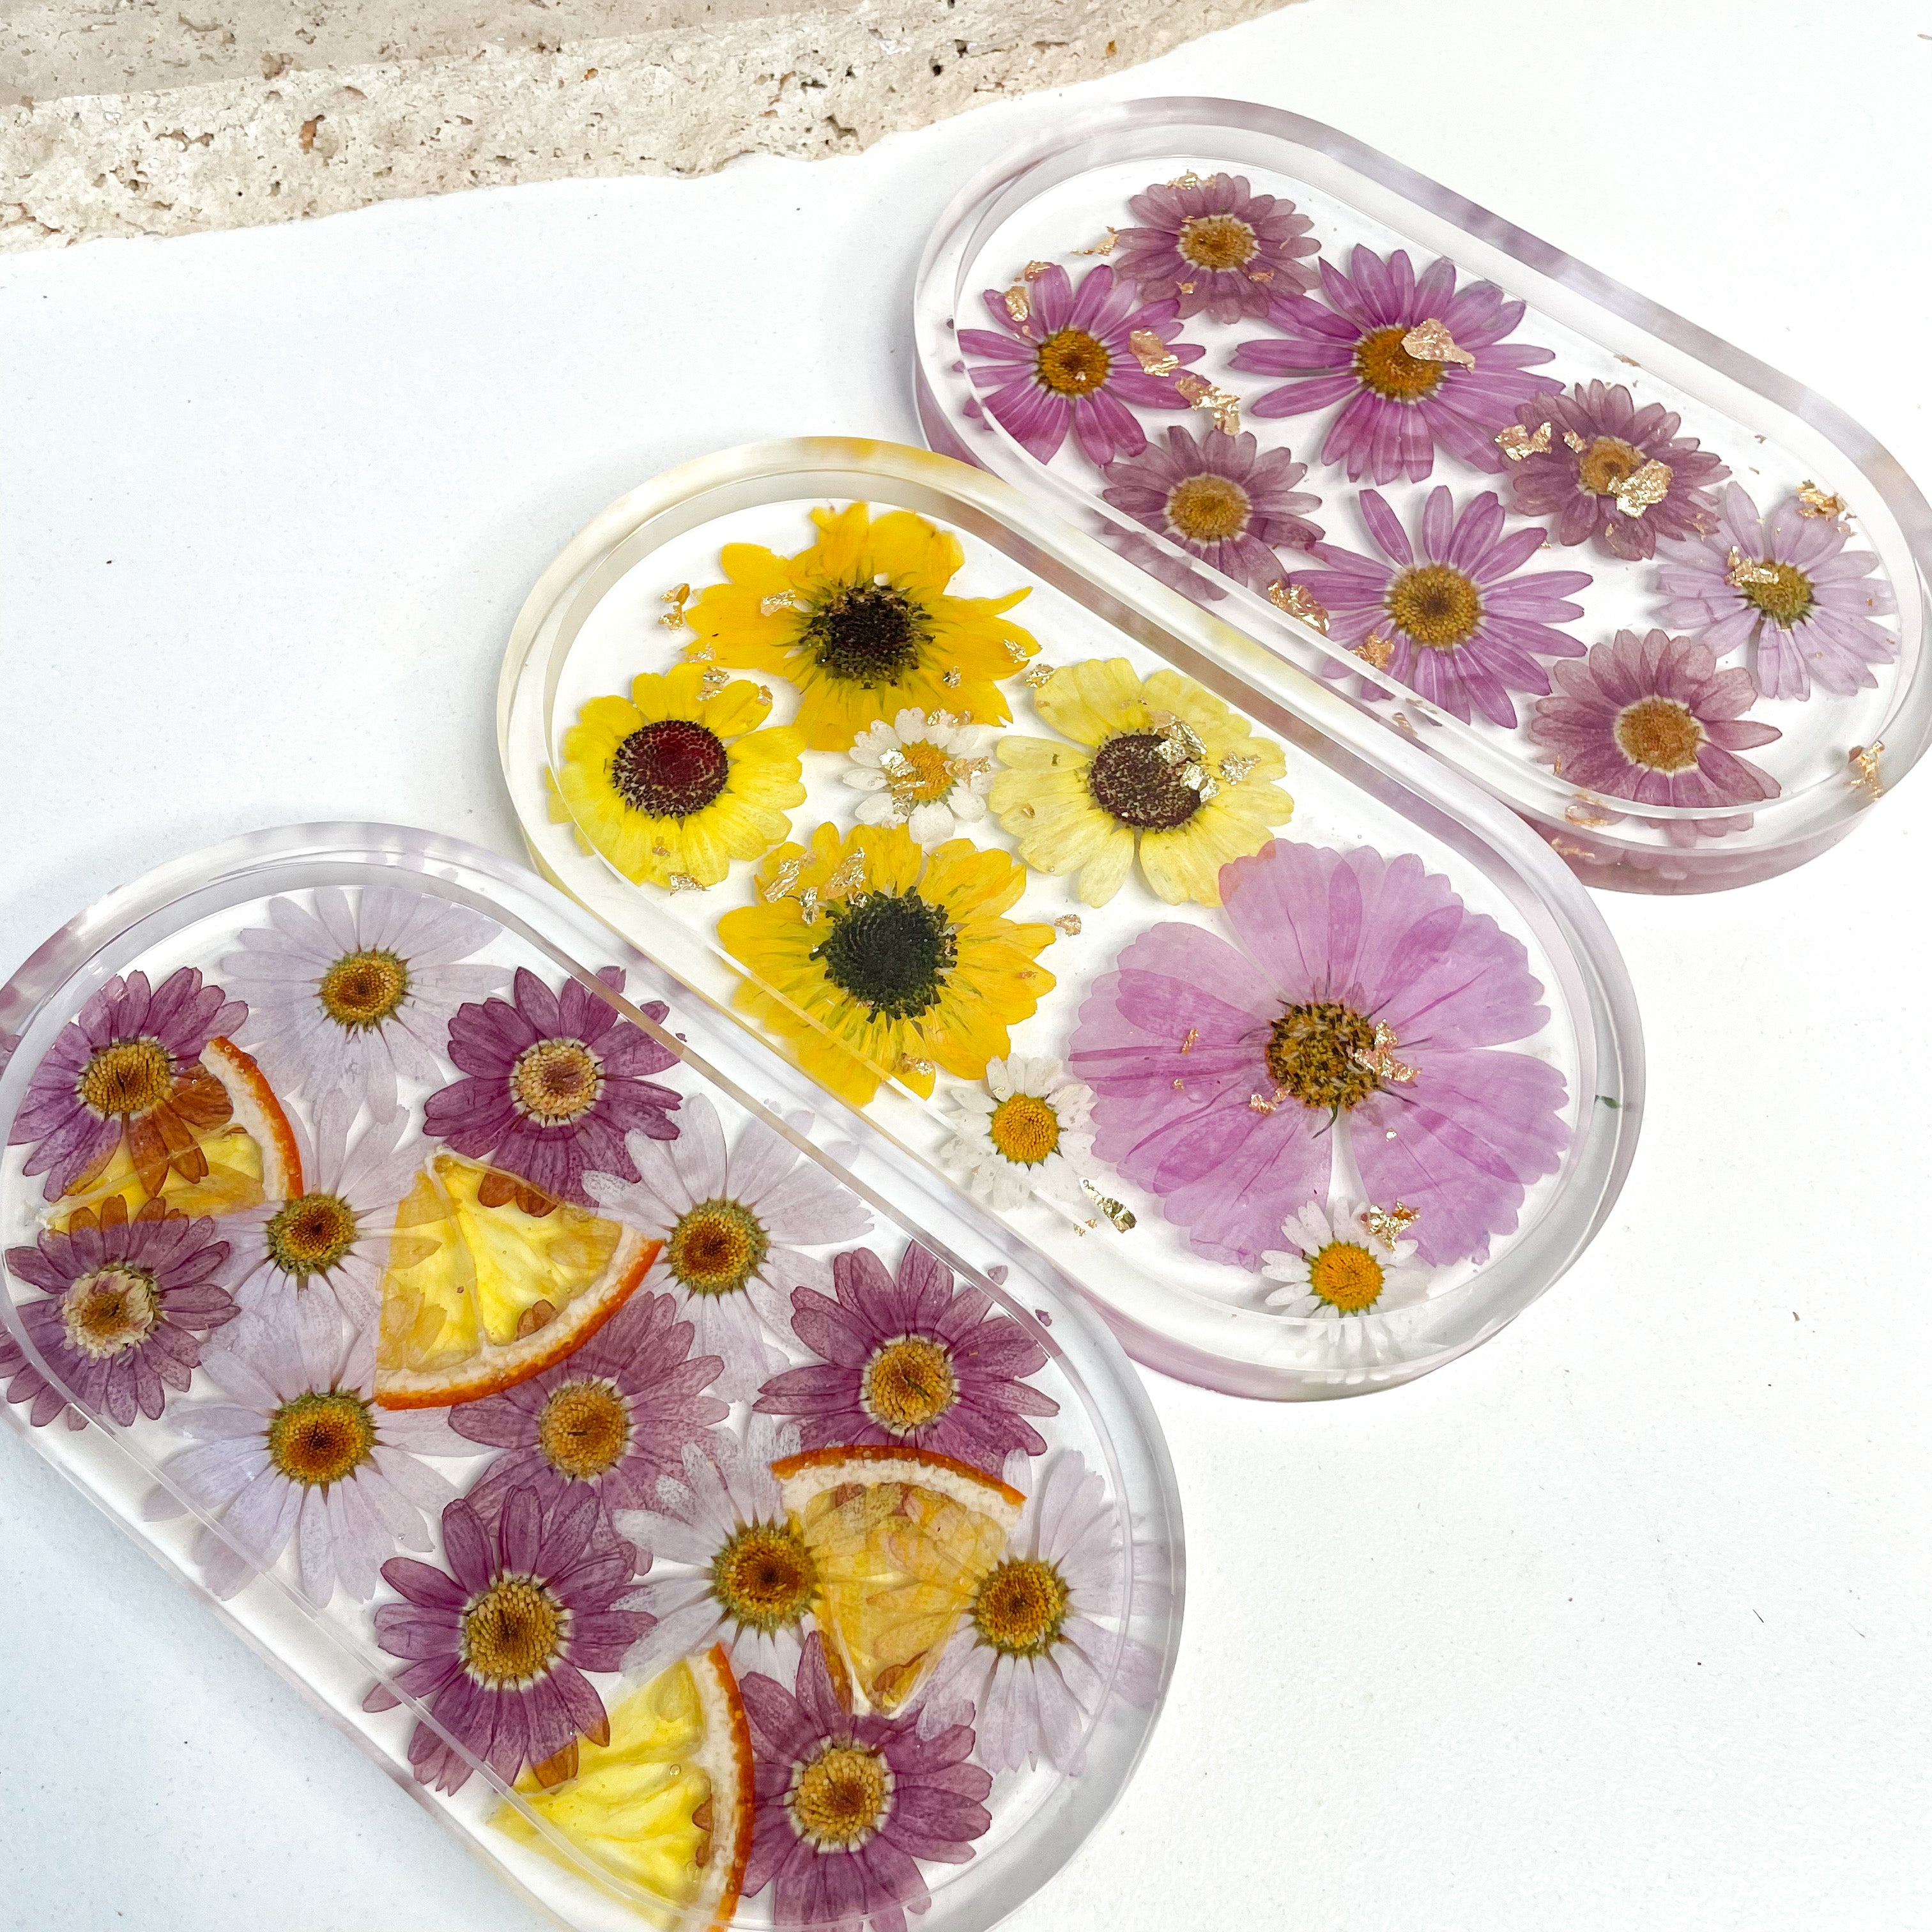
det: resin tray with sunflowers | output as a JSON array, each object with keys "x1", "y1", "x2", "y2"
[
  {"x1": 912, "y1": 98, "x2": 1932, "y2": 893},
  {"x1": 0, "y1": 825, "x2": 1182, "y2": 1932},
  {"x1": 498, "y1": 439, "x2": 1643, "y2": 1400}
]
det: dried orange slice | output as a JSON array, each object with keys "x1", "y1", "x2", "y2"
[
  {"x1": 495, "y1": 1644, "x2": 753, "y2": 1932},
  {"x1": 52, "y1": 1036, "x2": 302, "y2": 1225},
  {"x1": 374, "y1": 1152, "x2": 658, "y2": 1409},
  {"x1": 773, "y1": 1445, "x2": 1023, "y2": 1716}
]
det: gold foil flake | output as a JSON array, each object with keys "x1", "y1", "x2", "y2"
[
  {"x1": 686, "y1": 640, "x2": 717, "y2": 661},
  {"x1": 797, "y1": 887, "x2": 820, "y2": 925},
  {"x1": 1360, "y1": 1202, "x2": 1420, "y2": 1246},
  {"x1": 1172, "y1": 1076, "x2": 1186, "y2": 1090},
  {"x1": 1400, "y1": 319, "x2": 1475, "y2": 371},
  {"x1": 1848, "y1": 742, "x2": 1885, "y2": 797},
  {"x1": 652, "y1": 841, "x2": 671, "y2": 858},
  {"x1": 1020, "y1": 663, "x2": 1058, "y2": 689},
  {"x1": 1562, "y1": 430, "x2": 1588, "y2": 454},
  {"x1": 1167, "y1": 168, "x2": 1205, "y2": 189},
  {"x1": 1495, "y1": 420, "x2": 1552, "y2": 461},
  {"x1": 1353, "y1": 632, "x2": 1396, "y2": 671},
  {"x1": 1391, "y1": 712, "x2": 1417, "y2": 734},
  {"x1": 1074, "y1": 227, "x2": 1118, "y2": 256},
  {"x1": 1268, "y1": 581, "x2": 1330, "y2": 632},
  {"x1": 1003, "y1": 638, "x2": 1033, "y2": 666},
  {"x1": 898, "y1": 1055, "x2": 935, "y2": 1078},
  {"x1": 699, "y1": 666, "x2": 731, "y2": 697},
  {"x1": 1179, "y1": 1027, "x2": 1199, "y2": 1055},
  {"x1": 755, "y1": 686, "x2": 772, "y2": 706},
  {"x1": 1174, "y1": 372, "x2": 1241, "y2": 434},
  {"x1": 1614, "y1": 353, "x2": 1640, "y2": 367},
  {"x1": 1022, "y1": 259, "x2": 1053, "y2": 280},
  {"x1": 1217, "y1": 751, "x2": 1259, "y2": 785},
  {"x1": 1248, "y1": 268, "x2": 1273, "y2": 285},
  {"x1": 1798, "y1": 481, "x2": 1851, "y2": 523},
  {"x1": 659, "y1": 582, "x2": 692, "y2": 627},
  {"x1": 1002, "y1": 284, "x2": 1031, "y2": 324},
  {"x1": 1129, "y1": 328, "x2": 1181, "y2": 377},
  {"x1": 1351, "y1": 1021, "x2": 1417, "y2": 1085},
  {"x1": 665, "y1": 873, "x2": 705, "y2": 894},
  {"x1": 1247, "y1": 1089, "x2": 1285, "y2": 1114},
  {"x1": 822, "y1": 851, "x2": 868, "y2": 900},
  {"x1": 1547, "y1": 834, "x2": 1595, "y2": 860},
  {"x1": 1612, "y1": 459, "x2": 1673, "y2": 519},
  {"x1": 1054, "y1": 913, "x2": 1083, "y2": 937},
  {"x1": 762, "y1": 857, "x2": 804, "y2": 903},
  {"x1": 1565, "y1": 799, "x2": 1614, "y2": 828},
  {"x1": 942, "y1": 666, "x2": 962, "y2": 688},
  {"x1": 1725, "y1": 548, "x2": 1780, "y2": 589},
  {"x1": 760, "y1": 590, "x2": 807, "y2": 617},
  {"x1": 1080, "y1": 1178, "x2": 1137, "y2": 1232},
  {"x1": 1149, "y1": 710, "x2": 1208, "y2": 765},
  {"x1": 1176, "y1": 280, "x2": 1197, "y2": 295}
]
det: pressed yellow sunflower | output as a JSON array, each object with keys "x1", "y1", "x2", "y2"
[
  {"x1": 683, "y1": 503, "x2": 1038, "y2": 751},
  {"x1": 555, "y1": 662, "x2": 806, "y2": 890},
  {"x1": 716, "y1": 822, "x2": 1055, "y2": 1105},
  {"x1": 989, "y1": 659, "x2": 1294, "y2": 907}
]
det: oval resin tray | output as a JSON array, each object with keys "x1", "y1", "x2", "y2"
[
  {"x1": 497, "y1": 438, "x2": 1643, "y2": 1400},
  {"x1": 0, "y1": 824, "x2": 1181, "y2": 1932},
  {"x1": 911, "y1": 97, "x2": 1932, "y2": 893}
]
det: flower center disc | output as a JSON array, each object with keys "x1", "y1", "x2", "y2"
[
  {"x1": 537, "y1": 1377, "x2": 632, "y2": 1480},
  {"x1": 61, "y1": 1266, "x2": 160, "y2": 1359},
  {"x1": 813, "y1": 891, "x2": 957, "y2": 1022},
  {"x1": 1739, "y1": 560, "x2": 1816, "y2": 627},
  {"x1": 510, "y1": 1038, "x2": 604, "y2": 1124},
  {"x1": 789, "y1": 1743, "x2": 893, "y2": 1849},
  {"x1": 1165, "y1": 473, "x2": 1252, "y2": 544},
  {"x1": 987, "y1": 1092, "x2": 1061, "y2": 1166},
  {"x1": 861, "y1": 1335, "x2": 958, "y2": 1434},
  {"x1": 265, "y1": 1192, "x2": 358, "y2": 1277},
  {"x1": 1177, "y1": 213, "x2": 1258, "y2": 272},
  {"x1": 1386, "y1": 564, "x2": 1483, "y2": 650},
  {"x1": 1087, "y1": 732, "x2": 1206, "y2": 831},
  {"x1": 885, "y1": 739, "x2": 958, "y2": 806},
  {"x1": 668, "y1": 1198, "x2": 769, "y2": 1297},
  {"x1": 461, "y1": 1574, "x2": 568, "y2": 1687},
  {"x1": 611, "y1": 717, "x2": 731, "y2": 819},
  {"x1": 1614, "y1": 696, "x2": 1706, "y2": 774},
  {"x1": 1034, "y1": 327, "x2": 1112, "y2": 397},
  {"x1": 318, "y1": 949, "x2": 410, "y2": 1029},
  {"x1": 972, "y1": 1556, "x2": 1070, "y2": 1657},
  {"x1": 1352, "y1": 325, "x2": 1446, "y2": 401},
  {"x1": 1266, "y1": 1001, "x2": 1382, "y2": 1112},
  {"x1": 1574, "y1": 435, "x2": 1646, "y2": 497},
  {"x1": 712, "y1": 1521, "x2": 819, "y2": 1632},
  {"x1": 802, "y1": 582, "x2": 928, "y2": 687},
  {"x1": 75, "y1": 1038, "x2": 175, "y2": 1119},
  {"x1": 1307, "y1": 1240, "x2": 1387, "y2": 1314},
  {"x1": 266, "y1": 1388, "x2": 377, "y2": 1486}
]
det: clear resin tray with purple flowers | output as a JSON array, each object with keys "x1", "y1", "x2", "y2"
[
  {"x1": 911, "y1": 97, "x2": 1932, "y2": 894},
  {"x1": 496, "y1": 439, "x2": 1642, "y2": 1402},
  {"x1": 0, "y1": 824, "x2": 1181, "y2": 1932}
]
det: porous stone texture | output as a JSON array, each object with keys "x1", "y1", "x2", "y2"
[{"x1": 1, "y1": 0, "x2": 1297, "y2": 250}]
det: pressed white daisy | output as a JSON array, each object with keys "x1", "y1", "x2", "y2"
[
  {"x1": 611, "y1": 1413, "x2": 816, "y2": 1687},
  {"x1": 583, "y1": 1093, "x2": 871, "y2": 1401},
  {"x1": 150, "y1": 1298, "x2": 463, "y2": 1606},
  {"x1": 917, "y1": 1450, "x2": 1160, "y2": 1775},
  {"x1": 220, "y1": 885, "x2": 507, "y2": 1126},
  {"x1": 937, "y1": 1055, "x2": 1100, "y2": 1210},
  {"x1": 1261, "y1": 1199, "x2": 1432, "y2": 1320},
  {"x1": 839, "y1": 708, "x2": 999, "y2": 845}
]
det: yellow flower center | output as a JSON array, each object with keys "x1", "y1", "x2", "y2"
[
  {"x1": 1352, "y1": 325, "x2": 1445, "y2": 401},
  {"x1": 861, "y1": 1335, "x2": 958, "y2": 1434},
  {"x1": 1307, "y1": 1239, "x2": 1386, "y2": 1314},
  {"x1": 537, "y1": 1377, "x2": 632, "y2": 1480},
  {"x1": 509, "y1": 1038, "x2": 604, "y2": 1124},
  {"x1": 1613, "y1": 696, "x2": 1706, "y2": 774},
  {"x1": 1385, "y1": 564, "x2": 1483, "y2": 650},
  {"x1": 60, "y1": 1266, "x2": 161, "y2": 1360},
  {"x1": 1266, "y1": 1001, "x2": 1381, "y2": 1113},
  {"x1": 264, "y1": 1192, "x2": 358, "y2": 1278},
  {"x1": 972, "y1": 1556, "x2": 1070, "y2": 1657},
  {"x1": 1574, "y1": 435, "x2": 1646, "y2": 497},
  {"x1": 1087, "y1": 731, "x2": 1206, "y2": 831},
  {"x1": 711, "y1": 1521, "x2": 819, "y2": 1634},
  {"x1": 265, "y1": 1389, "x2": 378, "y2": 1487},
  {"x1": 1176, "y1": 212, "x2": 1258, "y2": 272},
  {"x1": 318, "y1": 949, "x2": 410, "y2": 1029},
  {"x1": 666, "y1": 1198, "x2": 768, "y2": 1297},
  {"x1": 986, "y1": 1092, "x2": 1061, "y2": 1166},
  {"x1": 1738, "y1": 560, "x2": 1815, "y2": 628},
  {"x1": 1164, "y1": 473, "x2": 1252, "y2": 544},
  {"x1": 461, "y1": 1574, "x2": 569, "y2": 1687},
  {"x1": 885, "y1": 737, "x2": 958, "y2": 806},
  {"x1": 75, "y1": 1038, "x2": 175, "y2": 1119},
  {"x1": 1035, "y1": 327, "x2": 1113, "y2": 397},
  {"x1": 788, "y1": 1743, "x2": 893, "y2": 1850}
]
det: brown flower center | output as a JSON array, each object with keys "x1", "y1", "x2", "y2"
[
  {"x1": 972, "y1": 1556, "x2": 1070, "y2": 1657},
  {"x1": 803, "y1": 581, "x2": 930, "y2": 688},
  {"x1": 861, "y1": 1335, "x2": 958, "y2": 1434},
  {"x1": 1352, "y1": 325, "x2": 1445, "y2": 402},
  {"x1": 1164, "y1": 473, "x2": 1252, "y2": 544},
  {"x1": 1087, "y1": 731, "x2": 1205, "y2": 831},
  {"x1": 1613, "y1": 696, "x2": 1705, "y2": 774},
  {"x1": 1385, "y1": 563, "x2": 1482, "y2": 650},
  {"x1": 1176, "y1": 212, "x2": 1258, "y2": 272},
  {"x1": 266, "y1": 1389, "x2": 377, "y2": 1487},
  {"x1": 75, "y1": 1038, "x2": 175, "y2": 1119},
  {"x1": 537, "y1": 1377, "x2": 632, "y2": 1480},
  {"x1": 986, "y1": 1092, "x2": 1060, "y2": 1166},
  {"x1": 1307, "y1": 1240, "x2": 1386, "y2": 1314},
  {"x1": 60, "y1": 1265, "x2": 161, "y2": 1359},
  {"x1": 1574, "y1": 435, "x2": 1646, "y2": 497},
  {"x1": 788, "y1": 1743, "x2": 893, "y2": 1850},
  {"x1": 1738, "y1": 560, "x2": 1816, "y2": 628},
  {"x1": 1265, "y1": 1001, "x2": 1381, "y2": 1113},
  {"x1": 509, "y1": 1038, "x2": 604, "y2": 1124},
  {"x1": 611, "y1": 717, "x2": 731, "y2": 819},
  {"x1": 1035, "y1": 327, "x2": 1112, "y2": 397},
  {"x1": 666, "y1": 1198, "x2": 769, "y2": 1297},
  {"x1": 711, "y1": 1521, "x2": 819, "y2": 1633},
  {"x1": 264, "y1": 1192, "x2": 358, "y2": 1278},
  {"x1": 461, "y1": 1574, "x2": 569, "y2": 1687}
]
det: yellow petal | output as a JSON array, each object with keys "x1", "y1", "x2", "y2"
[
  {"x1": 1034, "y1": 657, "x2": 1149, "y2": 748},
  {"x1": 1076, "y1": 824, "x2": 1138, "y2": 905}
]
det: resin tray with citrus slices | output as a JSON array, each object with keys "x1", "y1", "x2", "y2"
[
  {"x1": 498, "y1": 438, "x2": 1643, "y2": 1402},
  {"x1": 911, "y1": 98, "x2": 1932, "y2": 893},
  {"x1": 0, "y1": 824, "x2": 1183, "y2": 1932}
]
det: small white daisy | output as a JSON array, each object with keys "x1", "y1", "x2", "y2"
[
  {"x1": 840, "y1": 708, "x2": 998, "y2": 845},
  {"x1": 937, "y1": 1055, "x2": 1099, "y2": 1210},
  {"x1": 1261, "y1": 1199, "x2": 1432, "y2": 1320}
]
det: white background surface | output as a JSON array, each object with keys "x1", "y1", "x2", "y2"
[{"x1": 2, "y1": 1, "x2": 1929, "y2": 1925}]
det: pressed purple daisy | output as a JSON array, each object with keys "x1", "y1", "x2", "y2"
[
  {"x1": 449, "y1": 1289, "x2": 727, "y2": 1535},
  {"x1": 1292, "y1": 487, "x2": 1591, "y2": 727},
  {"x1": 8, "y1": 967, "x2": 246, "y2": 1203},
  {"x1": 957, "y1": 262, "x2": 1206, "y2": 467},
  {"x1": 1230, "y1": 246, "x2": 1554, "y2": 484},
  {"x1": 1111, "y1": 171, "x2": 1319, "y2": 323},
  {"x1": 740, "y1": 1631, "x2": 992, "y2": 1932},
  {"x1": 1657, "y1": 483, "x2": 1899, "y2": 701},
  {"x1": 422, "y1": 965, "x2": 681, "y2": 1210},
  {"x1": 2, "y1": 1197, "x2": 236, "y2": 1428},
  {"x1": 1500, "y1": 381, "x2": 1728, "y2": 562},
  {"x1": 754, "y1": 1243, "x2": 1057, "y2": 1475},
  {"x1": 1531, "y1": 629, "x2": 1781, "y2": 842},
  {"x1": 365, "y1": 1484, "x2": 650, "y2": 1793},
  {"x1": 1067, "y1": 838, "x2": 1570, "y2": 1269},
  {"x1": 1099, "y1": 424, "x2": 1323, "y2": 594}
]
